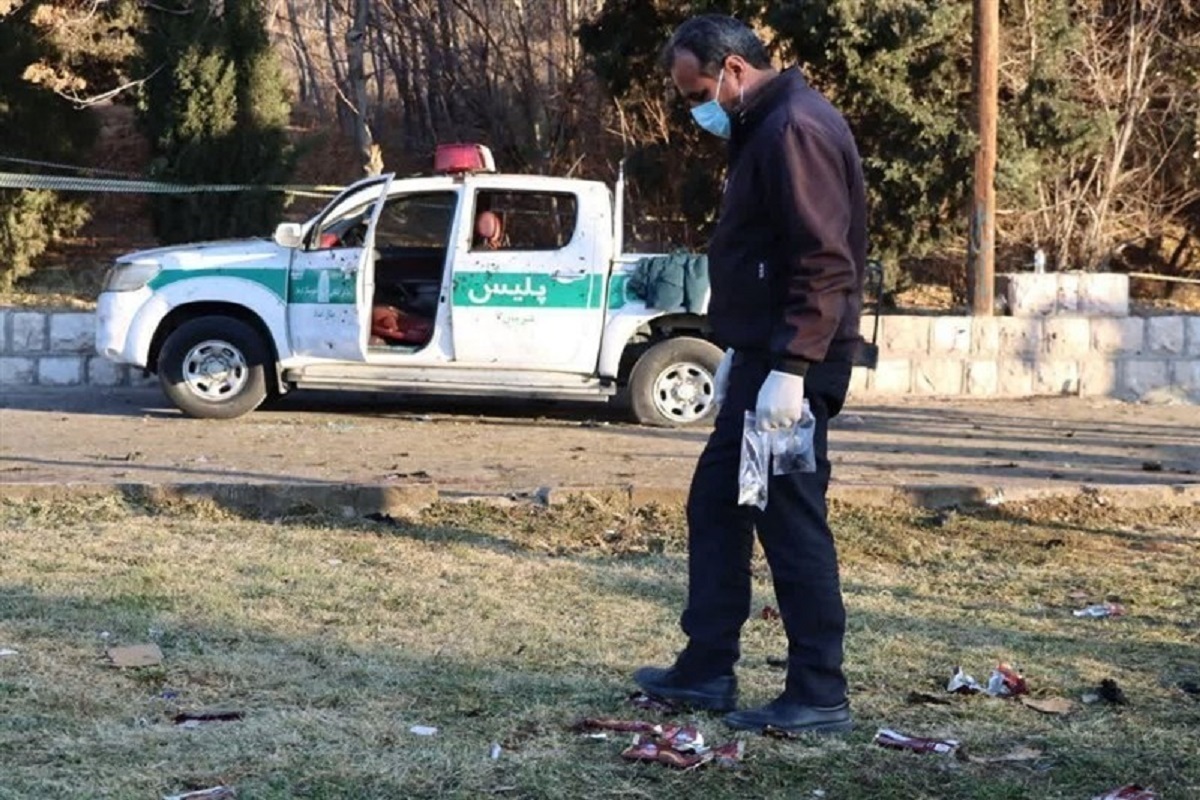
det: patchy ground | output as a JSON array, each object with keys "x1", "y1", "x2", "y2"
[
  {"x1": 1, "y1": 389, "x2": 1197, "y2": 498},
  {"x1": 0, "y1": 496, "x2": 1196, "y2": 799}
]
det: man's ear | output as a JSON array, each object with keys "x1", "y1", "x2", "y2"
[{"x1": 724, "y1": 54, "x2": 748, "y2": 79}]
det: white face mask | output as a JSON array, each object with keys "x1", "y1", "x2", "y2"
[{"x1": 690, "y1": 69, "x2": 731, "y2": 139}]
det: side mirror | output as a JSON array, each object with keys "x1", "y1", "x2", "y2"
[{"x1": 273, "y1": 222, "x2": 304, "y2": 249}]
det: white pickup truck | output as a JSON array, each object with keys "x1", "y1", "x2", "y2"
[{"x1": 95, "y1": 144, "x2": 725, "y2": 426}]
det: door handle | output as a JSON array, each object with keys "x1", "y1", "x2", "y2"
[{"x1": 552, "y1": 270, "x2": 589, "y2": 282}]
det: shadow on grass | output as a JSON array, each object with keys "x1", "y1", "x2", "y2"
[
  {"x1": 0, "y1": 581, "x2": 670, "y2": 800},
  {"x1": 4, "y1": 486, "x2": 1199, "y2": 800}
]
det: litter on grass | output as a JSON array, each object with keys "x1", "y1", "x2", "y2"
[
  {"x1": 1074, "y1": 603, "x2": 1126, "y2": 619},
  {"x1": 873, "y1": 728, "x2": 959, "y2": 756},
  {"x1": 947, "y1": 663, "x2": 1027, "y2": 697},
  {"x1": 162, "y1": 787, "x2": 236, "y2": 800},
  {"x1": 173, "y1": 708, "x2": 244, "y2": 726},
  {"x1": 1091, "y1": 785, "x2": 1159, "y2": 800},
  {"x1": 106, "y1": 644, "x2": 163, "y2": 668},
  {"x1": 578, "y1": 718, "x2": 743, "y2": 771}
]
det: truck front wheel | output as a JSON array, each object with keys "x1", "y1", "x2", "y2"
[
  {"x1": 158, "y1": 316, "x2": 270, "y2": 420},
  {"x1": 627, "y1": 337, "x2": 723, "y2": 427}
]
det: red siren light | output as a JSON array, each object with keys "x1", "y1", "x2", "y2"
[{"x1": 434, "y1": 143, "x2": 496, "y2": 175}]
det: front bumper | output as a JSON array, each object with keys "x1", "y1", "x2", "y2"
[{"x1": 95, "y1": 288, "x2": 153, "y2": 367}]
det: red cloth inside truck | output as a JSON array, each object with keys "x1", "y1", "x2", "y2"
[{"x1": 370, "y1": 305, "x2": 432, "y2": 345}]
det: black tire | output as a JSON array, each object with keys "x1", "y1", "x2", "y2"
[
  {"x1": 627, "y1": 336, "x2": 723, "y2": 427},
  {"x1": 157, "y1": 315, "x2": 271, "y2": 420}
]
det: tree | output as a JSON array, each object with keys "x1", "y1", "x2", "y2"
[
  {"x1": 138, "y1": 0, "x2": 296, "y2": 244},
  {"x1": 0, "y1": 1, "x2": 96, "y2": 291},
  {"x1": 579, "y1": 0, "x2": 1198, "y2": 290}
]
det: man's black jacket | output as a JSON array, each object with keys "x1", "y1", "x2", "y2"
[{"x1": 707, "y1": 67, "x2": 868, "y2": 373}]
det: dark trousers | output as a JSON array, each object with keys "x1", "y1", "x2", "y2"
[{"x1": 675, "y1": 355, "x2": 852, "y2": 706}]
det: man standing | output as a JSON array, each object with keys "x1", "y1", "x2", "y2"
[{"x1": 634, "y1": 14, "x2": 868, "y2": 735}]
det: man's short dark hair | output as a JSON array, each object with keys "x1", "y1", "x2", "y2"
[{"x1": 660, "y1": 14, "x2": 771, "y2": 76}]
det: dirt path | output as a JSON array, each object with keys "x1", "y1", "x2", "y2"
[{"x1": 2, "y1": 389, "x2": 1197, "y2": 498}]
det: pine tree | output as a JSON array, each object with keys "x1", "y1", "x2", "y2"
[
  {"x1": 0, "y1": 3, "x2": 96, "y2": 291},
  {"x1": 138, "y1": 0, "x2": 295, "y2": 244}
]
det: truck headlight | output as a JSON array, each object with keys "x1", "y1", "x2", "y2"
[{"x1": 103, "y1": 261, "x2": 161, "y2": 292}]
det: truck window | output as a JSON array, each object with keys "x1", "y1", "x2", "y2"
[
  {"x1": 315, "y1": 192, "x2": 457, "y2": 250},
  {"x1": 376, "y1": 192, "x2": 458, "y2": 248},
  {"x1": 471, "y1": 191, "x2": 578, "y2": 252}
]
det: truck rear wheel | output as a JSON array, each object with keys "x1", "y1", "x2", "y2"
[
  {"x1": 158, "y1": 316, "x2": 270, "y2": 420},
  {"x1": 627, "y1": 337, "x2": 723, "y2": 427}
]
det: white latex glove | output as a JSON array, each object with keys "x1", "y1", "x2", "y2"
[
  {"x1": 712, "y1": 348, "x2": 734, "y2": 408},
  {"x1": 755, "y1": 370, "x2": 806, "y2": 430}
]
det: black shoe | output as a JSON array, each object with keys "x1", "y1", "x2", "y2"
[
  {"x1": 632, "y1": 666, "x2": 738, "y2": 712},
  {"x1": 724, "y1": 695, "x2": 852, "y2": 734}
]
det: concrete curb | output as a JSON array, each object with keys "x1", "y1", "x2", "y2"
[{"x1": 2, "y1": 480, "x2": 1197, "y2": 515}]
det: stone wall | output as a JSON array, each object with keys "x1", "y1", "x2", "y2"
[
  {"x1": 2, "y1": 308, "x2": 1198, "y2": 399},
  {"x1": 849, "y1": 313, "x2": 1198, "y2": 399},
  {"x1": 0, "y1": 309, "x2": 151, "y2": 389}
]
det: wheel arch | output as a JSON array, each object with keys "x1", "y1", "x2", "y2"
[
  {"x1": 148, "y1": 302, "x2": 283, "y2": 392},
  {"x1": 610, "y1": 312, "x2": 714, "y2": 387}
]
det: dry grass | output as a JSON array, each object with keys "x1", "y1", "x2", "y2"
[{"x1": 1, "y1": 496, "x2": 1197, "y2": 799}]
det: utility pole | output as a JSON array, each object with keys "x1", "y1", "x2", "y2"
[{"x1": 968, "y1": 0, "x2": 999, "y2": 315}]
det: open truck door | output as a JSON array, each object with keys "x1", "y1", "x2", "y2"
[{"x1": 284, "y1": 174, "x2": 395, "y2": 361}]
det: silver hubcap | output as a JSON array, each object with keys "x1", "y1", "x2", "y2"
[
  {"x1": 181, "y1": 339, "x2": 249, "y2": 401},
  {"x1": 652, "y1": 361, "x2": 715, "y2": 423}
]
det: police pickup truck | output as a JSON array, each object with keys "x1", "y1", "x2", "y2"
[
  {"x1": 94, "y1": 144, "x2": 727, "y2": 426},
  {"x1": 96, "y1": 144, "x2": 730, "y2": 426}
]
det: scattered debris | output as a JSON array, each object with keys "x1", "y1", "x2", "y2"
[
  {"x1": 873, "y1": 728, "x2": 959, "y2": 756},
  {"x1": 384, "y1": 470, "x2": 432, "y2": 482},
  {"x1": 987, "y1": 663, "x2": 1028, "y2": 698},
  {"x1": 947, "y1": 666, "x2": 984, "y2": 695},
  {"x1": 93, "y1": 451, "x2": 144, "y2": 462},
  {"x1": 174, "y1": 708, "x2": 244, "y2": 727},
  {"x1": 162, "y1": 787, "x2": 236, "y2": 800},
  {"x1": 489, "y1": 742, "x2": 503, "y2": 760},
  {"x1": 947, "y1": 664, "x2": 1026, "y2": 697},
  {"x1": 410, "y1": 725, "x2": 439, "y2": 736},
  {"x1": 1091, "y1": 784, "x2": 1159, "y2": 800},
  {"x1": 766, "y1": 655, "x2": 788, "y2": 670},
  {"x1": 760, "y1": 605, "x2": 781, "y2": 620},
  {"x1": 627, "y1": 691, "x2": 677, "y2": 713},
  {"x1": 1019, "y1": 696, "x2": 1073, "y2": 715},
  {"x1": 1084, "y1": 678, "x2": 1129, "y2": 705},
  {"x1": 1177, "y1": 680, "x2": 1200, "y2": 698},
  {"x1": 620, "y1": 735, "x2": 743, "y2": 771},
  {"x1": 581, "y1": 718, "x2": 743, "y2": 771},
  {"x1": 0, "y1": 648, "x2": 18, "y2": 657},
  {"x1": 106, "y1": 644, "x2": 163, "y2": 668},
  {"x1": 1140, "y1": 461, "x2": 1163, "y2": 472},
  {"x1": 1074, "y1": 603, "x2": 1126, "y2": 619},
  {"x1": 966, "y1": 746, "x2": 1043, "y2": 764},
  {"x1": 575, "y1": 718, "x2": 662, "y2": 735}
]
